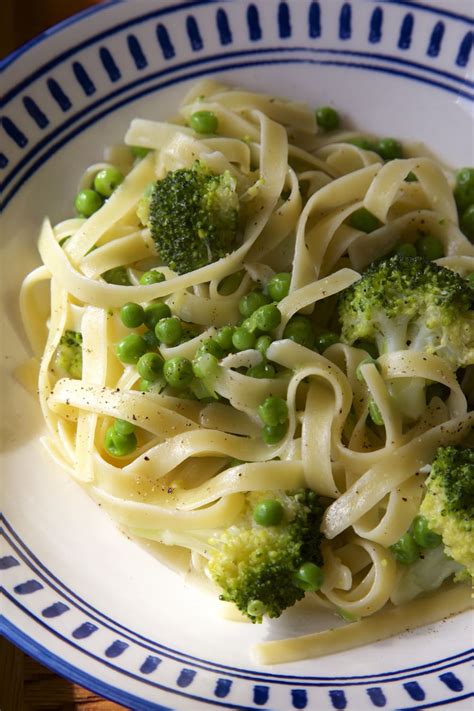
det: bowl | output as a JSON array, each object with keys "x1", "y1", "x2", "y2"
[{"x1": 1, "y1": 1, "x2": 473, "y2": 709}]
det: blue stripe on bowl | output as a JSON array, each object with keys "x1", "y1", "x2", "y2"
[
  {"x1": 72, "y1": 61, "x2": 96, "y2": 95},
  {"x1": 0, "y1": 153, "x2": 8, "y2": 168},
  {"x1": 14, "y1": 580, "x2": 43, "y2": 594},
  {"x1": 1, "y1": 117, "x2": 28, "y2": 147},
  {"x1": 367, "y1": 686, "x2": 386, "y2": 707},
  {"x1": 72, "y1": 622, "x2": 99, "y2": 639},
  {"x1": 427, "y1": 21, "x2": 445, "y2": 57},
  {"x1": 156, "y1": 23, "x2": 175, "y2": 59},
  {"x1": 0, "y1": 555, "x2": 20, "y2": 569},
  {"x1": 291, "y1": 688, "x2": 307, "y2": 709},
  {"x1": 456, "y1": 31, "x2": 473, "y2": 67},
  {"x1": 99, "y1": 46, "x2": 121, "y2": 82},
  {"x1": 308, "y1": 1, "x2": 321, "y2": 39},
  {"x1": 140, "y1": 655, "x2": 162, "y2": 674},
  {"x1": 403, "y1": 681, "x2": 425, "y2": 701},
  {"x1": 329, "y1": 689, "x2": 347, "y2": 709},
  {"x1": 23, "y1": 97, "x2": 49, "y2": 128},
  {"x1": 278, "y1": 2, "x2": 291, "y2": 39},
  {"x1": 247, "y1": 4, "x2": 262, "y2": 42},
  {"x1": 439, "y1": 672, "x2": 463, "y2": 692},
  {"x1": 216, "y1": 8, "x2": 232, "y2": 45},
  {"x1": 105, "y1": 640, "x2": 129, "y2": 658},
  {"x1": 398, "y1": 13, "x2": 414, "y2": 50},
  {"x1": 214, "y1": 678, "x2": 232, "y2": 698},
  {"x1": 47, "y1": 78, "x2": 72, "y2": 111},
  {"x1": 339, "y1": 3, "x2": 352, "y2": 40},
  {"x1": 186, "y1": 15, "x2": 204, "y2": 51},
  {"x1": 369, "y1": 7, "x2": 383, "y2": 44},
  {"x1": 253, "y1": 685, "x2": 269, "y2": 705},
  {"x1": 177, "y1": 668, "x2": 196, "y2": 688},
  {"x1": 42, "y1": 602, "x2": 70, "y2": 618},
  {"x1": 127, "y1": 34, "x2": 148, "y2": 69}
]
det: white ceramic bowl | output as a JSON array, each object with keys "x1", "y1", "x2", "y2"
[{"x1": 1, "y1": 1, "x2": 473, "y2": 709}]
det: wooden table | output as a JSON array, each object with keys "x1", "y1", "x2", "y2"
[{"x1": 2, "y1": 5, "x2": 130, "y2": 706}]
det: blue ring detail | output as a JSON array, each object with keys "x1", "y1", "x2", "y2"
[
  {"x1": 72, "y1": 621, "x2": 99, "y2": 639},
  {"x1": 127, "y1": 34, "x2": 148, "y2": 69},
  {"x1": 13, "y1": 580, "x2": 43, "y2": 595},
  {"x1": 439, "y1": 672, "x2": 463, "y2": 692},
  {"x1": 253, "y1": 685, "x2": 270, "y2": 704},
  {"x1": 456, "y1": 31, "x2": 473, "y2": 67},
  {"x1": 105, "y1": 640, "x2": 129, "y2": 658},
  {"x1": 216, "y1": 8, "x2": 232, "y2": 45},
  {"x1": 0, "y1": 153, "x2": 8, "y2": 168},
  {"x1": 186, "y1": 15, "x2": 204, "y2": 52},
  {"x1": 398, "y1": 13, "x2": 414, "y2": 50},
  {"x1": 0, "y1": 555, "x2": 20, "y2": 569},
  {"x1": 1, "y1": 117, "x2": 28, "y2": 148},
  {"x1": 99, "y1": 46, "x2": 122, "y2": 82},
  {"x1": 427, "y1": 21, "x2": 444, "y2": 57},
  {"x1": 339, "y1": 3, "x2": 352, "y2": 41},
  {"x1": 177, "y1": 669, "x2": 196, "y2": 688},
  {"x1": 140, "y1": 655, "x2": 162, "y2": 675},
  {"x1": 397, "y1": 693, "x2": 474, "y2": 710},
  {"x1": 247, "y1": 4, "x2": 262, "y2": 42},
  {"x1": 47, "y1": 78, "x2": 72, "y2": 111},
  {"x1": 23, "y1": 97, "x2": 49, "y2": 128},
  {"x1": 214, "y1": 678, "x2": 232, "y2": 698},
  {"x1": 278, "y1": 2, "x2": 292, "y2": 39},
  {"x1": 329, "y1": 689, "x2": 347, "y2": 709},
  {"x1": 369, "y1": 7, "x2": 383, "y2": 44},
  {"x1": 308, "y1": 2, "x2": 321, "y2": 39},
  {"x1": 367, "y1": 686, "x2": 386, "y2": 707},
  {"x1": 404, "y1": 681, "x2": 426, "y2": 701},
  {"x1": 291, "y1": 688, "x2": 308, "y2": 709},
  {"x1": 156, "y1": 23, "x2": 176, "y2": 59},
  {"x1": 42, "y1": 602, "x2": 70, "y2": 618},
  {"x1": 73, "y1": 61, "x2": 97, "y2": 95}
]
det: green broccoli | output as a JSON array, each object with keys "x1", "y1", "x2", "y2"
[
  {"x1": 207, "y1": 489, "x2": 324, "y2": 622},
  {"x1": 55, "y1": 330, "x2": 82, "y2": 379},
  {"x1": 338, "y1": 255, "x2": 474, "y2": 418},
  {"x1": 420, "y1": 446, "x2": 473, "y2": 579},
  {"x1": 141, "y1": 162, "x2": 239, "y2": 274}
]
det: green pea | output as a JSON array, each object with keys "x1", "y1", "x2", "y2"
[
  {"x1": 163, "y1": 357, "x2": 193, "y2": 389},
  {"x1": 218, "y1": 270, "x2": 245, "y2": 295},
  {"x1": 267, "y1": 272, "x2": 291, "y2": 302},
  {"x1": 460, "y1": 204, "x2": 474, "y2": 242},
  {"x1": 214, "y1": 326, "x2": 234, "y2": 351},
  {"x1": 283, "y1": 315, "x2": 315, "y2": 349},
  {"x1": 255, "y1": 335, "x2": 272, "y2": 357},
  {"x1": 355, "y1": 340, "x2": 379, "y2": 359},
  {"x1": 114, "y1": 419, "x2": 135, "y2": 436},
  {"x1": 315, "y1": 331, "x2": 339, "y2": 352},
  {"x1": 258, "y1": 396, "x2": 288, "y2": 427},
  {"x1": 120, "y1": 302, "x2": 145, "y2": 328},
  {"x1": 247, "y1": 600, "x2": 265, "y2": 618},
  {"x1": 356, "y1": 357, "x2": 377, "y2": 383},
  {"x1": 74, "y1": 189, "x2": 103, "y2": 217},
  {"x1": 454, "y1": 167, "x2": 474, "y2": 212},
  {"x1": 262, "y1": 421, "x2": 288, "y2": 444},
  {"x1": 144, "y1": 301, "x2": 171, "y2": 330},
  {"x1": 140, "y1": 270, "x2": 166, "y2": 285},
  {"x1": 415, "y1": 235, "x2": 444, "y2": 260},
  {"x1": 116, "y1": 334, "x2": 147, "y2": 364},
  {"x1": 294, "y1": 562, "x2": 324, "y2": 592},
  {"x1": 155, "y1": 317, "x2": 183, "y2": 346},
  {"x1": 104, "y1": 426, "x2": 137, "y2": 457},
  {"x1": 131, "y1": 146, "x2": 150, "y2": 159},
  {"x1": 426, "y1": 382, "x2": 450, "y2": 403},
  {"x1": 239, "y1": 291, "x2": 271, "y2": 318},
  {"x1": 247, "y1": 362, "x2": 276, "y2": 379},
  {"x1": 102, "y1": 266, "x2": 130, "y2": 285},
  {"x1": 368, "y1": 398, "x2": 384, "y2": 426},
  {"x1": 189, "y1": 110, "x2": 218, "y2": 134},
  {"x1": 193, "y1": 353, "x2": 219, "y2": 379},
  {"x1": 253, "y1": 499, "x2": 285, "y2": 526},
  {"x1": 315, "y1": 106, "x2": 340, "y2": 131},
  {"x1": 232, "y1": 327, "x2": 256, "y2": 351},
  {"x1": 405, "y1": 171, "x2": 418, "y2": 183},
  {"x1": 252, "y1": 304, "x2": 281, "y2": 333},
  {"x1": 350, "y1": 208, "x2": 381, "y2": 233},
  {"x1": 412, "y1": 515, "x2": 442, "y2": 549},
  {"x1": 93, "y1": 166, "x2": 124, "y2": 197},
  {"x1": 142, "y1": 329, "x2": 159, "y2": 351},
  {"x1": 347, "y1": 137, "x2": 375, "y2": 151},
  {"x1": 396, "y1": 242, "x2": 417, "y2": 257},
  {"x1": 390, "y1": 532, "x2": 420, "y2": 565},
  {"x1": 137, "y1": 352, "x2": 164, "y2": 381},
  {"x1": 195, "y1": 339, "x2": 224, "y2": 359},
  {"x1": 467, "y1": 272, "x2": 474, "y2": 285},
  {"x1": 376, "y1": 138, "x2": 403, "y2": 161}
]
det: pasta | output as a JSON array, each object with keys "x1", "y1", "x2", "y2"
[{"x1": 20, "y1": 81, "x2": 474, "y2": 663}]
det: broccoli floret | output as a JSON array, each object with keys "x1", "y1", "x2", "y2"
[
  {"x1": 55, "y1": 330, "x2": 82, "y2": 379},
  {"x1": 143, "y1": 162, "x2": 239, "y2": 274},
  {"x1": 420, "y1": 446, "x2": 474, "y2": 579},
  {"x1": 207, "y1": 489, "x2": 324, "y2": 622},
  {"x1": 339, "y1": 255, "x2": 474, "y2": 366}
]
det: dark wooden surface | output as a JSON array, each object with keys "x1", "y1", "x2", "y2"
[{"x1": 2, "y1": 7, "x2": 130, "y2": 709}]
